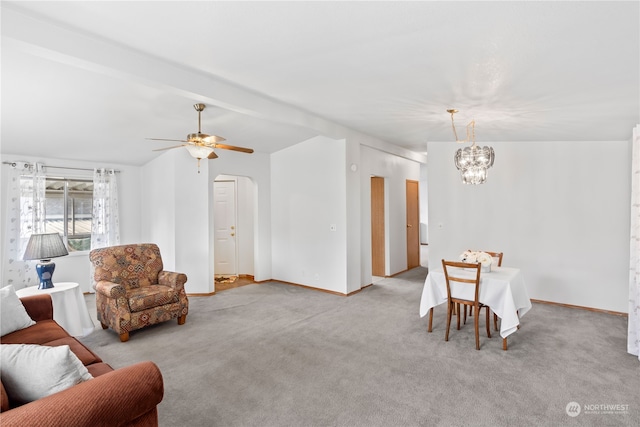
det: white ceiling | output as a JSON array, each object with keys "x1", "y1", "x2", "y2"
[{"x1": 2, "y1": 1, "x2": 639, "y2": 166}]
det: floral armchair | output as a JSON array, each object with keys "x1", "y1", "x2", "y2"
[{"x1": 89, "y1": 243, "x2": 189, "y2": 342}]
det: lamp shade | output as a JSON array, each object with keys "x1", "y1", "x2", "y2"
[{"x1": 23, "y1": 233, "x2": 69, "y2": 261}]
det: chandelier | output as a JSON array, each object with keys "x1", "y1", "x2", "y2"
[{"x1": 447, "y1": 109, "x2": 495, "y2": 185}]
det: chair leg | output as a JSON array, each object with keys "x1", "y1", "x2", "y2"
[
  {"x1": 503, "y1": 338, "x2": 508, "y2": 351},
  {"x1": 445, "y1": 303, "x2": 453, "y2": 342},
  {"x1": 428, "y1": 307, "x2": 433, "y2": 333},
  {"x1": 474, "y1": 307, "x2": 480, "y2": 350},
  {"x1": 456, "y1": 303, "x2": 461, "y2": 330},
  {"x1": 485, "y1": 306, "x2": 491, "y2": 338},
  {"x1": 119, "y1": 331, "x2": 130, "y2": 342},
  {"x1": 463, "y1": 305, "x2": 467, "y2": 325},
  {"x1": 178, "y1": 314, "x2": 187, "y2": 325},
  {"x1": 493, "y1": 313, "x2": 499, "y2": 331}
]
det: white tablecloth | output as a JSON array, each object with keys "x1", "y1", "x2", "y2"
[
  {"x1": 16, "y1": 282, "x2": 95, "y2": 337},
  {"x1": 419, "y1": 267, "x2": 532, "y2": 338}
]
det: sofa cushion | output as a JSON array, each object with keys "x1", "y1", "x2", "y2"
[
  {"x1": 86, "y1": 362, "x2": 114, "y2": 378},
  {"x1": 0, "y1": 286, "x2": 35, "y2": 336},
  {"x1": 45, "y1": 337, "x2": 102, "y2": 366},
  {"x1": 127, "y1": 285, "x2": 178, "y2": 312},
  {"x1": 1, "y1": 320, "x2": 69, "y2": 345},
  {"x1": 0, "y1": 344, "x2": 93, "y2": 406}
]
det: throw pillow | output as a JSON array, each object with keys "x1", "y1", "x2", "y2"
[
  {"x1": 0, "y1": 344, "x2": 93, "y2": 405},
  {"x1": 0, "y1": 285, "x2": 36, "y2": 336}
]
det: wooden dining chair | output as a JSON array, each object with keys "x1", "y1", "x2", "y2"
[
  {"x1": 485, "y1": 251, "x2": 503, "y2": 267},
  {"x1": 465, "y1": 251, "x2": 503, "y2": 331},
  {"x1": 442, "y1": 259, "x2": 492, "y2": 350}
]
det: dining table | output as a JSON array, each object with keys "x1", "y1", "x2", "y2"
[{"x1": 419, "y1": 266, "x2": 532, "y2": 350}]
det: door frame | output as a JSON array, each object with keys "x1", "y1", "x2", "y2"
[{"x1": 406, "y1": 179, "x2": 420, "y2": 269}]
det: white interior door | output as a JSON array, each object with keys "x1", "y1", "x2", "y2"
[{"x1": 214, "y1": 180, "x2": 237, "y2": 275}]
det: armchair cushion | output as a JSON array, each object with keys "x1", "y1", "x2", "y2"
[{"x1": 128, "y1": 285, "x2": 178, "y2": 312}]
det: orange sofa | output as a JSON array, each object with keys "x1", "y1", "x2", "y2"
[{"x1": 0, "y1": 294, "x2": 164, "y2": 427}]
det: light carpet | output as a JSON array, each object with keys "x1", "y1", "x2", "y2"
[{"x1": 80, "y1": 267, "x2": 639, "y2": 426}]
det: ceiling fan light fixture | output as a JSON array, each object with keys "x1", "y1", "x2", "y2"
[
  {"x1": 185, "y1": 145, "x2": 215, "y2": 159},
  {"x1": 146, "y1": 103, "x2": 252, "y2": 173}
]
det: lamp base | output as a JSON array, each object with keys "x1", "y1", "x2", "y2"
[{"x1": 36, "y1": 261, "x2": 56, "y2": 289}]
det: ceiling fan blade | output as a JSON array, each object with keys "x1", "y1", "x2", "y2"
[
  {"x1": 146, "y1": 137, "x2": 189, "y2": 143},
  {"x1": 152, "y1": 144, "x2": 187, "y2": 152},
  {"x1": 202, "y1": 134, "x2": 226, "y2": 144},
  {"x1": 207, "y1": 151, "x2": 218, "y2": 159},
  {"x1": 213, "y1": 143, "x2": 254, "y2": 154}
]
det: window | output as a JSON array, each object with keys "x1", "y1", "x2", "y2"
[{"x1": 42, "y1": 178, "x2": 94, "y2": 252}]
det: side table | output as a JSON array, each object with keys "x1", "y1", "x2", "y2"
[{"x1": 16, "y1": 282, "x2": 95, "y2": 337}]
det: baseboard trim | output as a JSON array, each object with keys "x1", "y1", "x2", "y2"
[
  {"x1": 272, "y1": 280, "x2": 373, "y2": 297},
  {"x1": 275, "y1": 280, "x2": 348, "y2": 296},
  {"x1": 188, "y1": 291, "x2": 216, "y2": 297},
  {"x1": 530, "y1": 299, "x2": 627, "y2": 317}
]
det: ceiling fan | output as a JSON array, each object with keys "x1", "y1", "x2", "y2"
[{"x1": 147, "y1": 103, "x2": 254, "y2": 172}]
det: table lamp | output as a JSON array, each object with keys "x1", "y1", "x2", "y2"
[{"x1": 23, "y1": 233, "x2": 69, "y2": 289}]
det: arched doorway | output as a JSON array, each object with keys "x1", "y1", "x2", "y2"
[{"x1": 213, "y1": 174, "x2": 255, "y2": 290}]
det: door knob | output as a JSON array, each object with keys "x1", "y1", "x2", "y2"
[
  {"x1": 230, "y1": 226, "x2": 235, "y2": 230},
  {"x1": 230, "y1": 233, "x2": 235, "y2": 237}
]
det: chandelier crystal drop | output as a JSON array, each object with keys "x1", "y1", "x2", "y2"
[
  {"x1": 454, "y1": 145, "x2": 495, "y2": 185},
  {"x1": 447, "y1": 109, "x2": 495, "y2": 185}
]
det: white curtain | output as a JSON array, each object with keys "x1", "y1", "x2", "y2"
[
  {"x1": 629, "y1": 125, "x2": 640, "y2": 360},
  {"x1": 2, "y1": 162, "x2": 46, "y2": 288},
  {"x1": 91, "y1": 168, "x2": 120, "y2": 249}
]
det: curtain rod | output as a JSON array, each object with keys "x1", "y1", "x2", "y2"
[{"x1": 2, "y1": 162, "x2": 120, "y2": 173}]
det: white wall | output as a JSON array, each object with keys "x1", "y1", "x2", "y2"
[
  {"x1": 141, "y1": 151, "x2": 177, "y2": 267},
  {"x1": 345, "y1": 139, "x2": 362, "y2": 294},
  {"x1": 1, "y1": 154, "x2": 142, "y2": 293},
  {"x1": 359, "y1": 146, "x2": 422, "y2": 285},
  {"x1": 271, "y1": 136, "x2": 348, "y2": 293},
  {"x1": 427, "y1": 140, "x2": 631, "y2": 313},
  {"x1": 142, "y1": 149, "x2": 210, "y2": 294},
  {"x1": 419, "y1": 163, "x2": 429, "y2": 244},
  {"x1": 236, "y1": 176, "x2": 255, "y2": 276}
]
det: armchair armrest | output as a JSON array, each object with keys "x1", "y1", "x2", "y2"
[
  {"x1": 19, "y1": 295, "x2": 53, "y2": 322},
  {"x1": 0, "y1": 361, "x2": 163, "y2": 427},
  {"x1": 158, "y1": 271, "x2": 187, "y2": 291},
  {"x1": 94, "y1": 281, "x2": 127, "y2": 298}
]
